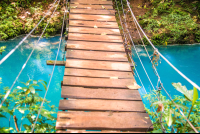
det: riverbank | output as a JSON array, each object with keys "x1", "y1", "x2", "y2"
[
  {"x1": 114, "y1": 0, "x2": 200, "y2": 45},
  {"x1": 0, "y1": 0, "x2": 65, "y2": 41}
]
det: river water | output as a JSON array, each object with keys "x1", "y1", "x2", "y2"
[{"x1": 0, "y1": 36, "x2": 200, "y2": 130}]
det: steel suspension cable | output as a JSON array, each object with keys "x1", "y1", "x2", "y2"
[
  {"x1": 115, "y1": 1, "x2": 166, "y2": 132},
  {"x1": 124, "y1": 0, "x2": 199, "y2": 133},
  {"x1": 0, "y1": 0, "x2": 58, "y2": 65},
  {"x1": 31, "y1": 0, "x2": 67, "y2": 132},
  {"x1": 0, "y1": 0, "x2": 61, "y2": 109},
  {"x1": 125, "y1": 0, "x2": 200, "y2": 92}
]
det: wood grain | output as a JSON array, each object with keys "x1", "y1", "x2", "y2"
[
  {"x1": 56, "y1": 111, "x2": 152, "y2": 131},
  {"x1": 65, "y1": 59, "x2": 132, "y2": 71},
  {"x1": 63, "y1": 76, "x2": 140, "y2": 89},
  {"x1": 66, "y1": 50, "x2": 127, "y2": 61},
  {"x1": 61, "y1": 86, "x2": 142, "y2": 100},
  {"x1": 64, "y1": 68, "x2": 134, "y2": 78},
  {"x1": 68, "y1": 33, "x2": 123, "y2": 43},
  {"x1": 66, "y1": 40, "x2": 125, "y2": 52},
  {"x1": 59, "y1": 99, "x2": 145, "y2": 112},
  {"x1": 70, "y1": 9, "x2": 115, "y2": 15},
  {"x1": 69, "y1": 14, "x2": 116, "y2": 21},
  {"x1": 69, "y1": 20, "x2": 119, "y2": 28},
  {"x1": 69, "y1": 26, "x2": 121, "y2": 35}
]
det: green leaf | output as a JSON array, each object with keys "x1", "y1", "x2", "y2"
[
  {"x1": 23, "y1": 124, "x2": 31, "y2": 130},
  {"x1": 166, "y1": 109, "x2": 173, "y2": 127},
  {"x1": 192, "y1": 87, "x2": 198, "y2": 105},
  {"x1": 0, "y1": 113, "x2": 6, "y2": 118},
  {"x1": 1, "y1": 106, "x2": 13, "y2": 115},
  {"x1": 38, "y1": 80, "x2": 47, "y2": 85},
  {"x1": 35, "y1": 89, "x2": 42, "y2": 91},
  {"x1": 39, "y1": 81, "x2": 47, "y2": 91},
  {"x1": 25, "y1": 89, "x2": 31, "y2": 95},
  {"x1": 26, "y1": 79, "x2": 32, "y2": 86},
  {"x1": 0, "y1": 127, "x2": 14, "y2": 133},
  {"x1": 33, "y1": 80, "x2": 37, "y2": 84},
  {"x1": 29, "y1": 86, "x2": 35, "y2": 94},
  {"x1": 172, "y1": 83, "x2": 192, "y2": 101},
  {"x1": 20, "y1": 81, "x2": 27, "y2": 86},
  {"x1": 18, "y1": 108, "x2": 25, "y2": 114}
]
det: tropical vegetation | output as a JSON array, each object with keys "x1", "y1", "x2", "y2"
[
  {"x1": 0, "y1": 0, "x2": 63, "y2": 40},
  {"x1": 0, "y1": 79, "x2": 56, "y2": 133},
  {"x1": 138, "y1": 0, "x2": 200, "y2": 45},
  {"x1": 145, "y1": 83, "x2": 200, "y2": 133}
]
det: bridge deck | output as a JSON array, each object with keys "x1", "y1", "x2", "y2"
[{"x1": 56, "y1": 0, "x2": 153, "y2": 133}]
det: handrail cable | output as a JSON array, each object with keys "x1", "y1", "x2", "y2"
[
  {"x1": 125, "y1": 0, "x2": 200, "y2": 92},
  {"x1": 31, "y1": 0, "x2": 67, "y2": 132},
  {"x1": 0, "y1": 0, "x2": 61, "y2": 109},
  {"x1": 124, "y1": 0, "x2": 199, "y2": 133},
  {"x1": 128, "y1": 3, "x2": 177, "y2": 133},
  {"x1": 0, "y1": 0, "x2": 58, "y2": 65},
  {"x1": 115, "y1": 0, "x2": 166, "y2": 132}
]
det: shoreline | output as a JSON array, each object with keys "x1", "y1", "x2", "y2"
[{"x1": 1, "y1": 34, "x2": 200, "y2": 46}]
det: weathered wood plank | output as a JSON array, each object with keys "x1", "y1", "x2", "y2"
[
  {"x1": 69, "y1": 20, "x2": 118, "y2": 28},
  {"x1": 71, "y1": 0, "x2": 113, "y2": 5},
  {"x1": 69, "y1": 14, "x2": 116, "y2": 21},
  {"x1": 66, "y1": 41, "x2": 125, "y2": 52},
  {"x1": 68, "y1": 33, "x2": 123, "y2": 43},
  {"x1": 63, "y1": 76, "x2": 140, "y2": 89},
  {"x1": 64, "y1": 68, "x2": 134, "y2": 78},
  {"x1": 61, "y1": 86, "x2": 142, "y2": 100},
  {"x1": 59, "y1": 99, "x2": 145, "y2": 112},
  {"x1": 46, "y1": 60, "x2": 65, "y2": 66},
  {"x1": 65, "y1": 59, "x2": 132, "y2": 72},
  {"x1": 69, "y1": 27, "x2": 120, "y2": 35},
  {"x1": 70, "y1": 9, "x2": 115, "y2": 15},
  {"x1": 66, "y1": 50, "x2": 127, "y2": 62},
  {"x1": 56, "y1": 130, "x2": 145, "y2": 133},
  {"x1": 70, "y1": 4, "x2": 113, "y2": 10},
  {"x1": 56, "y1": 112, "x2": 152, "y2": 131}
]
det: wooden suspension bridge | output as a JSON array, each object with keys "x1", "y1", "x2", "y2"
[{"x1": 55, "y1": 0, "x2": 153, "y2": 133}]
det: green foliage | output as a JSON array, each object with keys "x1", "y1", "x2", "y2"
[
  {"x1": 0, "y1": 46, "x2": 6, "y2": 54},
  {"x1": 0, "y1": 0, "x2": 63, "y2": 40},
  {"x1": 139, "y1": 0, "x2": 200, "y2": 45},
  {"x1": 145, "y1": 83, "x2": 200, "y2": 133},
  {"x1": 0, "y1": 79, "x2": 56, "y2": 133}
]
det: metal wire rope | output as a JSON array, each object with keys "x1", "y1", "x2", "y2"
[
  {"x1": 0, "y1": 0, "x2": 61, "y2": 109},
  {"x1": 115, "y1": 0, "x2": 166, "y2": 132},
  {"x1": 125, "y1": 0, "x2": 200, "y2": 92},
  {"x1": 0, "y1": 0, "x2": 59, "y2": 65},
  {"x1": 31, "y1": 0, "x2": 67, "y2": 132},
  {"x1": 124, "y1": 0, "x2": 199, "y2": 133}
]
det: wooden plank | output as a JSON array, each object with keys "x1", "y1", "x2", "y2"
[
  {"x1": 65, "y1": 59, "x2": 132, "y2": 72},
  {"x1": 70, "y1": 4, "x2": 113, "y2": 10},
  {"x1": 69, "y1": 27, "x2": 121, "y2": 35},
  {"x1": 61, "y1": 86, "x2": 142, "y2": 100},
  {"x1": 46, "y1": 60, "x2": 65, "y2": 66},
  {"x1": 70, "y1": 9, "x2": 115, "y2": 15},
  {"x1": 63, "y1": 76, "x2": 140, "y2": 89},
  {"x1": 69, "y1": 20, "x2": 119, "y2": 28},
  {"x1": 56, "y1": 130, "x2": 144, "y2": 133},
  {"x1": 59, "y1": 99, "x2": 145, "y2": 112},
  {"x1": 69, "y1": 14, "x2": 116, "y2": 21},
  {"x1": 66, "y1": 50, "x2": 128, "y2": 62},
  {"x1": 56, "y1": 112, "x2": 152, "y2": 131},
  {"x1": 71, "y1": 0, "x2": 113, "y2": 5},
  {"x1": 67, "y1": 41, "x2": 125, "y2": 52},
  {"x1": 64, "y1": 68, "x2": 134, "y2": 78},
  {"x1": 68, "y1": 33, "x2": 123, "y2": 43}
]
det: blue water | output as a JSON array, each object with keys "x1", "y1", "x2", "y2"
[
  {"x1": 1, "y1": 36, "x2": 200, "y2": 130},
  {"x1": 134, "y1": 45, "x2": 200, "y2": 104},
  {"x1": 0, "y1": 35, "x2": 66, "y2": 129}
]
